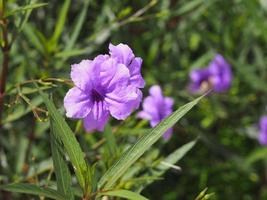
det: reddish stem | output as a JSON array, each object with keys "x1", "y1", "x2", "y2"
[{"x1": 0, "y1": 17, "x2": 9, "y2": 127}]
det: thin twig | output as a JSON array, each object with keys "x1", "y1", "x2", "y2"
[{"x1": 0, "y1": 11, "x2": 10, "y2": 128}]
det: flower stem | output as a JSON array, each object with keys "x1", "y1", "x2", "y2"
[{"x1": 0, "y1": 13, "x2": 9, "y2": 127}]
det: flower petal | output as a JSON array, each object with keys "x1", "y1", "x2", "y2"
[
  {"x1": 149, "y1": 85, "x2": 164, "y2": 101},
  {"x1": 164, "y1": 97, "x2": 174, "y2": 109},
  {"x1": 128, "y1": 57, "x2": 145, "y2": 88},
  {"x1": 99, "y1": 58, "x2": 130, "y2": 91},
  {"x1": 109, "y1": 43, "x2": 134, "y2": 65},
  {"x1": 142, "y1": 96, "x2": 159, "y2": 120},
  {"x1": 64, "y1": 87, "x2": 92, "y2": 118},
  {"x1": 163, "y1": 128, "x2": 173, "y2": 140},
  {"x1": 137, "y1": 111, "x2": 152, "y2": 120},
  {"x1": 209, "y1": 54, "x2": 232, "y2": 92},
  {"x1": 71, "y1": 60, "x2": 93, "y2": 91},
  {"x1": 83, "y1": 101, "x2": 109, "y2": 132},
  {"x1": 105, "y1": 86, "x2": 141, "y2": 120}
]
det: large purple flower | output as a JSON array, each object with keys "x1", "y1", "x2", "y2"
[
  {"x1": 189, "y1": 54, "x2": 232, "y2": 93},
  {"x1": 258, "y1": 116, "x2": 267, "y2": 145},
  {"x1": 64, "y1": 43, "x2": 144, "y2": 132},
  {"x1": 138, "y1": 85, "x2": 174, "y2": 140}
]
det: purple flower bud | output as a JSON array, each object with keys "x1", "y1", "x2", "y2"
[
  {"x1": 138, "y1": 85, "x2": 174, "y2": 140},
  {"x1": 64, "y1": 43, "x2": 145, "y2": 132},
  {"x1": 189, "y1": 54, "x2": 232, "y2": 93},
  {"x1": 258, "y1": 116, "x2": 267, "y2": 145}
]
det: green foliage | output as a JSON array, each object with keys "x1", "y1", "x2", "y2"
[
  {"x1": 50, "y1": 119, "x2": 74, "y2": 199},
  {"x1": 98, "y1": 189, "x2": 149, "y2": 200},
  {"x1": 99, "y1": 96, "x2": 203, "y2": 190},
  {"x1": 0, "y1": 183, "x2": 66, "y2": 200},
  {"x1": 38, "y1": 89, "x2": 87, "y2": 189}
]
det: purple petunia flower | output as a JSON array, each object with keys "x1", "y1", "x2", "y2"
[
  {"x1": 258, "y1": 116, "x2": 267, "y2": 145},
  {"x1": 189, "y1": 54, "x2": 232, "y2": 93},
  {"x1": 138, "y1": 85, "x2": 174, "y2": 140},
  {"x1": 64, "y1": 43, "x2": 145, "y2": 132}
]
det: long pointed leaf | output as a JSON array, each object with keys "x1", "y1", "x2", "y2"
[
  {"x1": 0, "y1": 183, "x2": 65, "y2": 200},
  {"x1": 50, "y1": 0, "x2": 71, "y2": 44},
  {"x1": 158, "y1": 139, "x2": 197, "y2": 172},
  {"x1": 50, "y1": 119, "x2": 74, "y2": 199},
  {"x1": 38, "y1": 89, "x2": 87, "y2": 189},
  {"x1": 99, "y1": 189, "x2": 148, "y2": 200},
  {"x1": 99, "y1": 96, "x2": 203, "y2": 189},
  {"x1": 65, "y1": 0, "x2": 90, "y2": 51},
  {"x1": 5, "y1": 3, "x2": 48, "y2": 17}
]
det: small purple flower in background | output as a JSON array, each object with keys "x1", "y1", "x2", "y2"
[
  {"x1": 64, "y1": 43, "x2": 145, "y2": 132},
  {"x1": 138, "y1": 85, "x2": 174, "y2": 140},
  {"x1": 189, "y1": 54, "x2": 232, "y2": 93},
  {"x1": 258, "y1": 116, "x2": 267, "y2": 145}
]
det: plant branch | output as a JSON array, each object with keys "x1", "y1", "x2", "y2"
[{"x1": 0, "y1": 14, "x2": 9, "y2": 127}]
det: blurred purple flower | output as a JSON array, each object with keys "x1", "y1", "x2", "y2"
[
  {"x1": 189, "y1": 54, "x2": 232, "y2": 93},
  {"x1": 258, "y1": 116, "x2": 267, "y2": 145},
  {"x1": 138, "y1": 85, "x2": 174, "y2": 140},
  {"x1": 64, "y1": 43, "x2": 144, "y2": 132}
]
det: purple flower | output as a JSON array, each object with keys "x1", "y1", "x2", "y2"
[
  {"x1": 138, "y1": 85, "x2": 174, "y2": 140},
  {"x1": 189, "y1": 54, "x2": 232, "y2": 93},
  {"x1": 258, "y1": 116, "x2": 267, "y2": 145},
  {"x1": 64, "y1": 43, "x2": 145, "y2": 132}
]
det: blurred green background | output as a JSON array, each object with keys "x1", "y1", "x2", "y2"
[{"x1": 1, "y1": 0, "x2": 267, "y2": 199}]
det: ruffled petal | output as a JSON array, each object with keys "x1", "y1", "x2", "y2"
[
  {"x1": 71, "y1": 60, "x2": 93, "y2": 91},
  {"x1": 142, "y1": 96, "x2": 159, "y2": 120},
  {"x1": 99, "y1": 58, "x2": 130, "y2": 91},
  {"x1": 109, "y1": 43, "x2": 134, "y2": 65},
  {"x1": 209, "y1": 54, "x2": 232, "y2": 92},
  {"x1": 83, "y1": 101, "x2": 109, "y2": 132},
  {"x1": 259, "y1": 133, "x2": 267, "y2": 146},
  {"x1": 64, "y1": 87, "x2": 92, "y2": 118},
  {"x1": 128, "y1": 57, "x2": 145, "y2": 88},
  {"x1": 164, "y1": 97, "x2": 174, "y2": 109},
  {"x1": 137, "y1": 111, "x2": 152, "y2": 120},
  {"x1": 149, "y1": 85, "x2": 164, "y2": 101},
  {"x1": 105, "y1": 86, "x2": 141, "y2": 120},
  {"x1": 260, "y1": 116, "x2": 267, "y2": 135}
]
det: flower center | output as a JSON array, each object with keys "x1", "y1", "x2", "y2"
[{"x1": 91, "y1": 89, "x2": 104, "y2": 102}]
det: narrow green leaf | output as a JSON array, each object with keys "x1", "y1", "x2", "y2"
[
  {"x1": 38, "y1": 88, "x2": 87, "y2": 189},
  {"x1": 5, "y1": 3, "x2": 48, "y2": 17},
  {"x1": 50, "y1": 119, "x2": 74, "y2": 199},
  {"x1": 245, "y1": 148, "x2": 267, "y2": 166},
  {"x1": 104, "y1": 124, "x2": 119, "y2": 156},
  {"x1": 55, "y1": 48, "x2": 88, "y2": 58},
  {"x1": 174, "y1": 0, "x2": 205, "y2": 16},
  {"x1": 0, "y1": 183, "x2": 65, "y2": 200},
  {"x1": 157, "y1": 139, "x2": 197, "y2": 172},
  {"x1": 65, "y1": 0, "x2": 90, "y2": 51},
  {"x1": 50, "y1": 0, "x2": 71, "y2": 44},
  {"x1": 23, "y1": 24, "x2": 45, "y2": 54},
  {"x1": 99, "y1": 96, "x2": 204, "y2": 189},
  {"x1": 99, "y1": 189, "x2": 148, "y2": 200}
]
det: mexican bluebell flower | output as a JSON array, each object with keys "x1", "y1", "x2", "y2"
[
  {"x1": 189, "y1": 54, "x2": 232, "y2": 93},
  {"x1": 258, "y1": 116, "x2": 267, "y2": 145},
  {"x1": 64, "y1": 43, "x2": 144, "y2": 132},
  {"x1": 138, "y1": 85, "x2": 174, "y2": 140}
]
